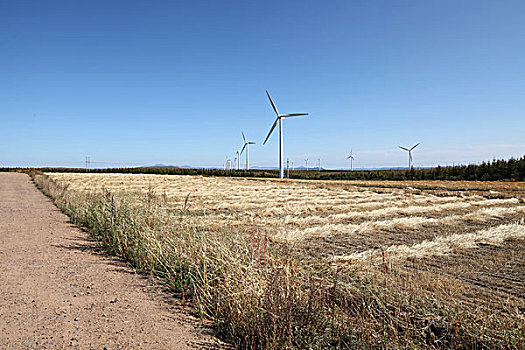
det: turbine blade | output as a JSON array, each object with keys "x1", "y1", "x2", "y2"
[
  {"x1": 266, "y1": 90, "x2": 279, "y2": 117},
  {"x1": 346, "y1": 156, "x2": 351, "y2": 159},
  {"x1": 280, "y1": 113, "x2": 309, "y2": 117},
  {"x1": 241, "y1": 144, "x2": 246, "y2": 154},
  {"x1": 410, "y1": 143, "x2": 420, "y2": 151},
  {"x1": 263, "y1": 118, "x2": 279, "y2": 145},
  {"x1": 399, "y1": 146, "x2": 409, "y2": 151},
  {"x1": 248, "y1": 142, "x2": 256, "y2": 144},
  {"x1": 242, "y1": 131, "x2": 246, "y2": 143}
]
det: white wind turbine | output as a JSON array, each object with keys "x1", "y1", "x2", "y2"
[
  {"x1": 305, "y1": 158, "x2": 309, "y2": 171},
  {"x1": 263, "y1": 90, "x2": 308, "y2": 179},
  {"x1": 235, "y1": 149, "x2": 241, "y2": 170},
  {"x1": 240, "y1": 132, "x2": 255, "y2": 170},
  {"x1": 346, "y1": 149, "x2": 355, "y2": 171},
  {"x1": 399, "y1": 143, "x2": 420, "y2": 169}
]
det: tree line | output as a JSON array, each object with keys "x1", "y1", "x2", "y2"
[{"x1": 2, "y1": 155, "x2": 524, "y2": 181}]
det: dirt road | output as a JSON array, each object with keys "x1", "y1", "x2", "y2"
[{"x1": 0, "y1": 173, "x2": 225, "y2": 349}]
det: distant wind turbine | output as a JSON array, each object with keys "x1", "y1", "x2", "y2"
[
  {"x1": 399, "y1": 143, "x2": 420, "y2": 169},
  {"x1": 305, "y1": 158, "x2": 309, "y2": 171},
  {"x1": 263, "y1": 90, "x2": 309, "y2": 179},
  {"x1": 346, "y1": 149, "x2": 355, "y2": 171},
  {"x1": 240, "y1": 132, "x2": 255, "y2": 170},
  {"x1": 235, "y1": 150, "x2": 241, "y2": 170},
  {"x1": 224, "y1": 156, "x2": 232, "y2": 171}
]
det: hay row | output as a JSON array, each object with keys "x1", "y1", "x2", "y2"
[
  {"x1": 277, "y1": 206, "x2": 525, "y2": 241},
  {"x1": 331, "y1": 221, "x2": 525, "y2": 264}
]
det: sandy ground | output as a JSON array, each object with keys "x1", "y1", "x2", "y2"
[{"x1": 0, "y1": 173, "x2": 227, "y2": 349}]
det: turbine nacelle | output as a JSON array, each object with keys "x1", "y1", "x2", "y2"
[{"x1": 399, "y1": 143, "x2": 419, "y2": 152}]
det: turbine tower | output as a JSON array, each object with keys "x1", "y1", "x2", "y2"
[
  {"x1": 399, "y1": 143, "x2": 420, "y2": 169},
  {"x1": 346, "y1": 149, "x2": 355, "y2": 171},
  {"x1": 235, "y1": 150, "x2": 241, "y2": 170},
  {"x1": 305, "y1": 158, "x2": 309, "y2": 171},
  {"x1": 263, "y1": 90, "x2": 308, "y2": 179},
  {"x1": 241, "y1": 132, "x2": 255, "y2": 170}
]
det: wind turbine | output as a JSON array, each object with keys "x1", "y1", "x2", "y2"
[
  {"x1": 346, "y1": 149, "x2": 355, "y2": 171},
  {"x1": 235, "y1": 150, "x2": 241, "y2": 170},
  {"x1": 305, "y1": 158, "x2": 309, "y2": 171},
  {"x1": 224, "y1": 156, "x2": 232, "y2": 171},
  {"x1": 263, "y1": 90, "x2": 308, "y2": 179},
  {"x1": 240, "y1": 132, "x2": 255, "y2": 170},
  {"x1": 399, "y1": 143, "x2": 420, "y2": 169}
]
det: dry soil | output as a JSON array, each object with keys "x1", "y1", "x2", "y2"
[{"x1": 0, "y1": 173, "x2": 226, "y2": 349}]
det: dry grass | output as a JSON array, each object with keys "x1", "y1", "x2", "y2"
[
  {"x1": 280, "y1": 206, "x2": 525, "y2": 241},
  {"x1": 39, "y1": 172, "x2": 525, "y2": 348},
  {"x1": 332, "y1": 220, "x2": 525, "y2": 263}
]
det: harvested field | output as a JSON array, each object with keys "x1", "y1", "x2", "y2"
[
  {"x1": 41, "y1": 172, "x2": 525, "y2": 348},
  {"x1": 315, "y1": 179, "x2": 525, "y2": 198}
]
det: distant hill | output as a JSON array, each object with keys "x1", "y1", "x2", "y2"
[{"x1": 141, "y1": 164, "x2": 193, "y2": 169}]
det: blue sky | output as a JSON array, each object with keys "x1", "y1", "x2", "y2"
[{"x1": 1, "y1": 1, "x2": 524, "y2": 169}]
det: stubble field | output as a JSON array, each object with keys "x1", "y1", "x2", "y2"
[{"x1": 42, "y1": 172, "x2": 525, "y2": 348}]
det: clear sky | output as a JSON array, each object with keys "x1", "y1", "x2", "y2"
[{"x1": 2, "y1": 1, "x2": 524, "y2": 169}]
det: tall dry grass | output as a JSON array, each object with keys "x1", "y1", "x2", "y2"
[{"x1": 32, "y1": 172, "x2": 524, "y2": 349}]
